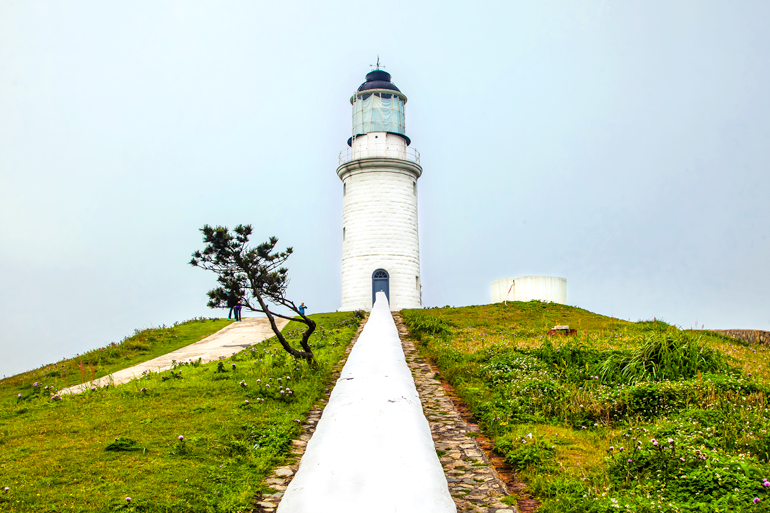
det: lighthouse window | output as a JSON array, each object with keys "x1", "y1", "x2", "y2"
[
  {"x1": 413, "y1": 181, "x2": 417, "y2": 195},
  {"x1": 343, "y1": 227, "x2": 346, "y2": 241},
  {"x1": 343, "y1": 183, "x2": 346, "y2": 196},
  {"x1": 416, "y1": 276, "x2": 420, "y2": 290}
]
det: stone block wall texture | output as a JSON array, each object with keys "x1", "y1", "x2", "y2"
[
  {"x1": 709, "y1": 329, "x2": 770, "y2": 345},
  {"x1": 490, "y1": 276, "x2": 567, "y2": 305},
  {"x1": 338, "y1": 156, "x2": 422, "y2": 311}
]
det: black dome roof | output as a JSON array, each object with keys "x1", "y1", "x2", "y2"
[{"x1": 357, "y1": 69, "x2": 401, "y2": 93}]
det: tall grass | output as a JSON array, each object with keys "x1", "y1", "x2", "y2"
[
  {"x1": 600, "y1": 331, "x2": 730, "y2": 383},
  {"x1": 401, "y1": 311, "x2": 451, "y2": 340}
]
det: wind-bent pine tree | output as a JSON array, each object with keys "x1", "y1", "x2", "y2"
[{"x1": 190, "y1": 224, "x2": 316, "y2": 363}]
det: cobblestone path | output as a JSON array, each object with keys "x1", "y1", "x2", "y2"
[{"x1": 394, "y1": 314, "x2": 520, "y2": 513}]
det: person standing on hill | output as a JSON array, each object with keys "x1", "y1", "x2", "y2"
[
  {"x1": 234, "y1": 296, "x2": 243, "y2": 321},
  {"x1": 227, "y1": 292, "x2": 239, "y2": 320},
  {"x1": 298, "y1": 302, "x2": 308, "y2": 316}
]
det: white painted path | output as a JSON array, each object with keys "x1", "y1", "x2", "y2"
[
  {"x1": 60, "y1": 317, "x2": 289, "y2": 394},
  {"x1": 277, "y1": 292, "x2": 456, "y2": 513}
]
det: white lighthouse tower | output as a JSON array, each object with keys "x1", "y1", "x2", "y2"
[{"x1": 337, "y1": 67, "x2": 423, "y2": 311}]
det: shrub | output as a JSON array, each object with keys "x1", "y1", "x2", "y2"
[
  {"x1": 401, "y1": 311, "x2": 451, "y2": 340},
  {"x1": 105, "y1": 437, "x2": 143, "y2": 452},
  {"x1": 495, "y1": 433, "x2": 556, "y2": 471},
  {"x1": 601, "y1": 331, "x2": 730, "y2": 384}
]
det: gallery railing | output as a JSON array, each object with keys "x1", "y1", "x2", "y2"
[{"x1": 338, "y1": 145, "x2": 420, "y2": 166}]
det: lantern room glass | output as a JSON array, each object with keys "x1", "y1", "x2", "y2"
[{"x1": 352, "y1": 92, "x2": 406, "y2": 138}]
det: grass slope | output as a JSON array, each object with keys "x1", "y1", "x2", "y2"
[
  {"x1": 0, "y1": 312, "x2": 362, "y2": 512},
  {"x1": 403, "y1": 302, "x2": 770, "y2": 513},
  {"x1": 0, "y1": 318, "x2": 231, "y2": 403}
]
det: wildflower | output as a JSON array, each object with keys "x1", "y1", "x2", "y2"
[
  {"x1": 256, "y1": 379, "x2": 261, "y2": 382},
  {"x1": 126, "y1": 497, "x2": 131, "y2": 503},
  {"x1": 294, "y1": 419, "x2": 301, "y2": 423},
  {"x1": 668, "y1": 438, "x2": 674, "y2": 443},
  {"x1": 244, "y1": 400, "x2": 250, "y2": 405},
  {"x1": 91, "y1": 386, "x2": 96, "y2": 392},
  {"x1": 609, "y1": 446, "x2": 615, "y2": 450},
  {"x1": 754, "y1": 498, "x2": 761, "y2": 504},
  {"x1": 628, "y1": 459, "x2": 633, "y2": 463},
  {"x1": 280, "y1": 390, "x2": 285, "y2": 394},
  {"x1": 17, "y1": 393, "x2": 21, "y2": 398},
  {"x1": 764, "y1": 481, "x2": 770, "y2": 488},
  {"x1": 680, "y1": 457, "x2": 685, "y2": 462},
  {"x1": 178, "y1": 435, "x2": 185, "y2": 441},
  {"x1": 3, "y1": 487, "x2": 8, "y2": 492},
  {"x1": 231, "y1": 364, "x2": 236, "y2": 369}
]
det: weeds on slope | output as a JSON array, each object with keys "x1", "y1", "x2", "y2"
[
  {"x1": 404, "y1": 302, "x2": 770, "y2": 512},
  {"x1": 0, "y1": 312, "x2": 362, "y2": 512}
]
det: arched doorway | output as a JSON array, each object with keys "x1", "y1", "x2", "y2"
[{"x1": 372, "y1": 269, "x2": 390, "y2": 306}]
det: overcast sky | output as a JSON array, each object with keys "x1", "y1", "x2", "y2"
[{"x1": 2, "y1": 0, "x2": 769, "y2": 377}]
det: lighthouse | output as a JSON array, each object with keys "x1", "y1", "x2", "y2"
[{"x1": 337, "y1": 67, "x2": 423, "y2": 311}]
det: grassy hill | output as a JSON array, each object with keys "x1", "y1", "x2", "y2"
[
  {"x1": 403, "y1": 302, "x2": 770, "y2": 513},
  {"x1": 0, "y1": 318, "x2": 230, "y2": 403},
  {"x1": 0, "y1": 312, "x2": 362, "y2": 512}
]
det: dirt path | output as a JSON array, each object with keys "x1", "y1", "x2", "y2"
[{"x1": 60, "y1": 317, "x2": 288, "y2": 394}]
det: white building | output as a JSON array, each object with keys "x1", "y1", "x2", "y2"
[
  {"x1": 337, "y1": 69, "x2": 423, "y2": 311},
  {"x1": 490, "y1": 276, "x2": 567, "y2": 304}
]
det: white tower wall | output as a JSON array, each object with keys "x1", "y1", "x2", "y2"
[
  {"x1": 339, "y1": 156, "x2": 422, "y2": 311},
  {"x1": 490, "y1": 276, "x2": 567, "y2": 304}
]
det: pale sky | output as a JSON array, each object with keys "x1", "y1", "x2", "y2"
[{"x1": 2, "y1": 1, "x2": 769, "y2": 377}]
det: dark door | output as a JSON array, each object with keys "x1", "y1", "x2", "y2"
[{"x1": 372, "y1": 269, "x2": 390, "y2": 306}]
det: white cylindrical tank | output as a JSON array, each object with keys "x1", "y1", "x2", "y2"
[
  {"x1": 490, "y1": 276, "x2": 567, "y2": 304},
  {"x1": 338, "y1": 69, "x2": 423, "y2": 311}
]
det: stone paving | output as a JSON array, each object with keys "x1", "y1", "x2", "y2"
[
  {"x1": 394, "y1": 314, "x2": 518, "y2": 513},
  {"x1": 256, "y1": 312, "x2": 523, "y2": 513}
]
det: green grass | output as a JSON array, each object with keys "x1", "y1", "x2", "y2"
[
  {"x1": 403, "y1": 302, "x2": 770, "y2": 513},
  {"x1": 0, "y1": 318, "x2": 231, "y2": 403},
  {"x1": 0, "y1": 312, "x2": 362, "y2": 512}
]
